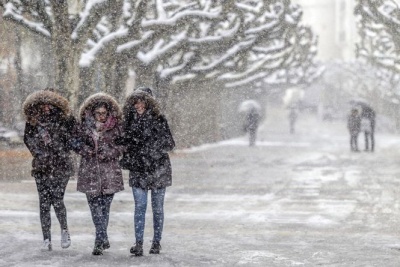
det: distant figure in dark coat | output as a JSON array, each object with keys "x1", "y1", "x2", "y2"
[
  {"x1": 23, "y1": 88, "x2": 76, "y2": 251},
  {"x1": 347, "y1": 108, "x2": 361, "y2": 152},
  {"x1": 244, "y1": 107, "x2": 260, "y2": 146},
  {"x1": 288, "y1": 107, "x2": 298, "y2": 134},
  {"x1": 359, "y1": 105, "x2": 376, "y2": 152},
  {"x1": 117, "y1": 89, "x2": 175, "y2": 256},
  {"x1": 75, "y1": 93, "x2": 124, "y2": 256},
  {"x1": 360, "y1": 117, "x2": 372, "y2": 152}
]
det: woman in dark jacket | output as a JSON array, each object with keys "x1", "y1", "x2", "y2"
[
  {"x1": 23, "y1": 88, "x2": 76, "y2": 251},
  {"x1": 75, "y1": 93, "x2": 124, "y2": 255},
  {"x1": 347, "y1": 108, "x2": 361, "y2": 152},
  {"x1": 118, "y1": 89, "x2": 175, "y2": 256}
]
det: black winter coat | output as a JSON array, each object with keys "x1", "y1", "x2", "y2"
[
  {"x1": 24, "y1": 115, "x2": 76, "y2": 178},
  {"x1": 118, "y1": 110, "x2": 175, "y2": 189}
]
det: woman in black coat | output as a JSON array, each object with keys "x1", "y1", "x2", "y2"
[
  {"x1": 118, "y1": 89, "x2": 175, "y2": 256},
  {"x1": 23, "y1": 88, "x2": 76, "y2": 251}
]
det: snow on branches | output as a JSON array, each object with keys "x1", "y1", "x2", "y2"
[
  {"x1": 0, "y1": 0, "x2": 320, "y2": 98},
  {"x1": 356, "y1": 0, "x2": 400, "y2": 72},
  {"x1": 355, "y1": 0, "x2": 400, "y2": 104}
]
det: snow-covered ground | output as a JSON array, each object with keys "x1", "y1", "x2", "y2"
[{"x1": 2, "y1": 106, "x2": 400, "y2": 266}]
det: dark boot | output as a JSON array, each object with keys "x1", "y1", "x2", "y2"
[
  {"x1": 92, "y1": 241, "x2": 104, "y2": 256},
  {"x1": 149, "y1": 241, "x2": 161, "y2": 254},
  {"x1": 130, "y1": 241, "x2": 143, "y2": 256},
  {"x1": 103, "y1": 240, "x2": 110, "y2": 250}
]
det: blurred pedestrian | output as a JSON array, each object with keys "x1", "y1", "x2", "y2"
[
  {"x1": 75, "y1": 93, "x2": 124, "y2": 255},
  {"x1": 117, "y1": 89, "x2": 175, "y2": 256},
  {"x1": 360, "y1": 105, "x2": 375, "y2": 152},
  {"x1": 23, "y1": 88, "x2": 76, "y2": 251},
  {"x1": 243, "y1": 107, "x2": 260, "y2": 146},
  {"x1": 347, "y1": 108, "x2": 361, "y2": 152},
  {"x1": 288, "y1": 107, "x2": 298, "y2": 134},
  {"x1": 361, "y1": 117, "x2": 372, "y2": 152}
]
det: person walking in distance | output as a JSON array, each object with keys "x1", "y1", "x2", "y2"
[
  {"x1": 361, "y1": 116, "x2": 372, "y2": 152},
  {"x1": 288, "y1": 107, "x2": 298, "y2": 134},
  {"x1": 360, "y1": 105, "x2": 376, "y2": 152},
  {"x1": 244, "y1": 107, "x2": 260, "y2": 146},
  {"x1": 75, "y1": 93, "x2": 124, "y2": 255},
  {"x1": 23, "y1": 88, "x2": 76, "y2": 251},
  {"x1": 117, "y1": 89, "x2": 175, "y2": 256},
  {"x1": 347, "y1": 108, "x2": 361, "y2": 152}
]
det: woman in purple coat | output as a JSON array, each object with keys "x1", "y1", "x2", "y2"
[{"x1": 75, "y1": 93, "x2": 124, "y2": 255}]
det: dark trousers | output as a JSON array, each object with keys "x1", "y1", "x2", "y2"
[
  {"x1": 249, "y1": 128, "x2": 257, "y2": 146},
  {"x1": 364, "y1": 131, "x2": 374, "y2": 151},
  {"x1": 350, "y1": 133, "x2": 359, "y2": 151},
  {"x1": 87, "y1": 194, "x2": 114, "y2": 243},
  {"x1": 290, "y1": 119, "x2": 296, "y2": 134},
  {"x1": 35, "y1": 174, "x2": 69, "y2": 241}
]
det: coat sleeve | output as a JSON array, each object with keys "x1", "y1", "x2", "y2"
[
  {"x1": 71, "y1": 124, "x2": 96, "y2": 157},
  {"x1": 151, "y1": 116, "x2": 175, "y2": 154},
  {"x1": 98, "y1": 127, "x2": 123, "y2": 161},
  {"x1": 65, "y1": 115, "x2": 81, "y2": 152},
  {"x1": 23, "y1": 122, "x2": 43, "y2": 158}
]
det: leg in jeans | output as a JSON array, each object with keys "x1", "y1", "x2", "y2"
[
  {"x1": 151, "y1": 188, "x2": 166, "y2": 242},
  {"x1": 132, "y1": 187, "x2": 148, "y2": 242},
  {"x1": 354, "y1": 133, "x2": 358, "y2": 150},
  {"x1": 370, "y1": 131, "x2": 375, "y2": 152},
  {"x1": 350, "y1": 135, "x2": 355, "y2": 151},
  {"x1": 249, "y1": 129, "x2": 256, "y2": 146},
  {"x1": 35, "y1": 175, "x2": 52, "y2": 241},
  {"x1": 364, "y1": 131, "x2": 369, "y2": 151},
  {"x1": 87, "y1": 194, "x2": 111, "y2": 243},
  {"x1": 51, "y1": 175, "x2": 69, "y2": 230},
  {"x1": 350, "y1": 133, "x2": 358, "y2": 151}
]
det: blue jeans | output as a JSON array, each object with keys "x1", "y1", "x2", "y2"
[
  {"x1": 87, "y1": 194, "x2": 114, "y2": 243},
  {"x1": 132, "y1": 187, "x2": 166, "y2": 242}
]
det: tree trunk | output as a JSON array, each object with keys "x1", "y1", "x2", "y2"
[
  {"x1": 113, "y1": 57, "x2": 129, "y2": 102},
  {"x1": 155, "y1": 74, "x2": 171, "y2": 112},
  {"x1": 52, "y1": 40, "x2": 80, "y2": 110},
  {"x1": 51, "y1": 1, "x2": 81, "y2": 110},
  {"x1": 78, "y1": 66, "x2": 95, "y2": 106},
  {"x1": 14, "y1": 27, "x2": 23, "y2": 104},
  {"x1": 133, "y1": 65, "x2": 157, "y2": 90}
]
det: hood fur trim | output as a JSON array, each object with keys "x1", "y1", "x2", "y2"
[
  {"x1": 23, "y1": 90, "x2": 70, "y2": 123},
  {"x1": 79, "y1": 93, "x2": 122, "y2": 122},
  {"x1": 123, "y1": 91, "x2": 161, "y2": 118}
]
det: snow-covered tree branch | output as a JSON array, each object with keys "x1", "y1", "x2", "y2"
[
  {"x1": 356, "y1": 0, "x2": 400, "y2": 72},
  {"x1": 1, "y1": 0, "x2": 320, "y2": 107}
]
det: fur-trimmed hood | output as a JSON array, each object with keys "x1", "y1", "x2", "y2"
[
  {"x1": 23, "y1": 90, "x2": 70, "y2": 124},
  {"x1": 123, "y1": 91, "x2": 161, "y2": 119},
  {"x1": 79, "y1": 93, "x2": 122, "y2": 122}
]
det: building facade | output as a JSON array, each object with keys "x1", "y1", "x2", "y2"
[{"x1": 293, "y1": 0, "x2": 358, "y2": 61}]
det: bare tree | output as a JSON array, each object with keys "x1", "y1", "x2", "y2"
[
  {"x1": 1, "y1": 0, "x2": 319, "y2": 109},
  {"x1": 355, "y1": 0, "x2": 400, "y2": 72}
]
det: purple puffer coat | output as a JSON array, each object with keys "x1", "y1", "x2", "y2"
[{"x1": 76, "y1": 93, "x2": 124, "y2": 196}]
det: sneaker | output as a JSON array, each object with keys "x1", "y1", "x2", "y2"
[
  {"x1": 41, "y1": 239, "x2": 52, "y2": 251},
  {"x1": 103, "y1": 240, "x2": 110, "y2": 250},
  {"x1": 130, "y1": 241, "x2": 143, "y2": 256},
  {"x1": 149, "y1": 241, "x2": 161, "y2": 254},
  {"x1": 92, "y1": 241, "x2": 103, "y2": 256},
  {"x1": 61, "y1": 229, "x2": 71, "y2": 248}
]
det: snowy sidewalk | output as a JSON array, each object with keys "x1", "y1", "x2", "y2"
[{"x1": 2, "y1": 107, "x2": 400, "y2": 266}]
